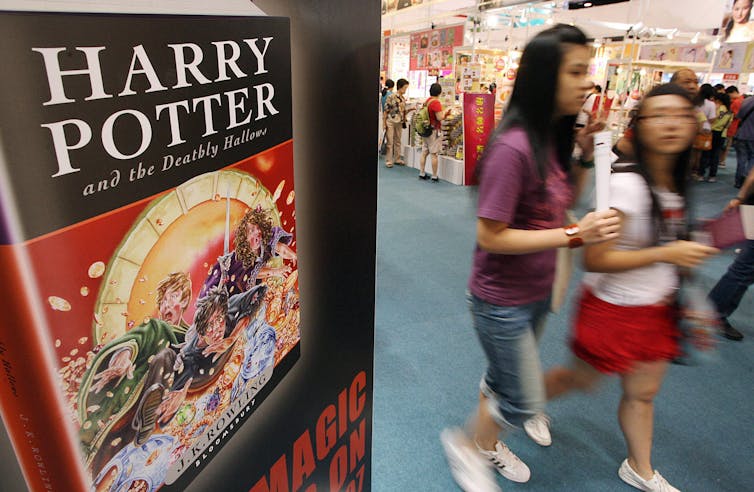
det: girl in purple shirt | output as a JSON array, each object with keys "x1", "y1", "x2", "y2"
[{"x1": 440, "y1": 25, "x2": 620, "y2": 492}]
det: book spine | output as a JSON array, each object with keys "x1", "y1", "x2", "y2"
[{"x1": 0, "y1": 244, "x2": 90, "y2": 491}]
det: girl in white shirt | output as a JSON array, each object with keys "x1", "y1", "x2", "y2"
[{"x1": 544, "y1": 84, "x2": 719, "y2": 492}]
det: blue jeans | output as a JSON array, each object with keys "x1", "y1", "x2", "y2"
[
  {"x1": 733, "y1": 138, "x2": 754, "y2": 187},
  {"x1": 709, "y1": 240, "x2": 754, "y2": 318},
  {"x1": 467, "y1": 292, "x2": 550, "y2": 429}
]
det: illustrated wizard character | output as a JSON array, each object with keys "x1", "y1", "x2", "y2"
[
  {"x1": 78, "y1": 275, "x2": 265, "y2": 475},
  {"x1": 200, "y1": 206, "x2": 297, "y2": 298},
  {"x1": 78, "y1": 272, "x2": 192, "y2": 472}
]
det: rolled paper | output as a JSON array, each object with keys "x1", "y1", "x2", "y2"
[{"x1": 593, "y1": 131, "x2": 613, "y2": 212}]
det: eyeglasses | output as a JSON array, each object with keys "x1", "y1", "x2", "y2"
[{"x1": 636, "y1": 114, "x2": 698, "y2": 125}]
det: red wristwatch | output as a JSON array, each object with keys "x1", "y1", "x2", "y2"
[{"x1": 564, "y1": 223, "x2": 583, "y2": 249}]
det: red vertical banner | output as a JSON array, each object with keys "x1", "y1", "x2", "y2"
[{"x1": 463, "y1": 93, "x2": 495, "y2": 185}]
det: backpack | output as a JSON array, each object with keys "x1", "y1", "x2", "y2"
[{"x1": 414, "y1": 99, "x2": 434, "y2": 138}]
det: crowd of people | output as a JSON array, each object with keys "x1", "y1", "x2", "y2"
[
  {"x1": 380, "y1": 77, "x2": 451, "y2": 181},
  {"x1": 379, "y1": 23, "x2": 752, "y2": 492}
]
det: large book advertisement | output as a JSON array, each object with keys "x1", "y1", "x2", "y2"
[{"x1": 0, "y1": 12, "x2": 300, "y2": 491}]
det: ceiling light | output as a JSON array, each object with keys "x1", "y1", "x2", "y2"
[
  {"x1": 487, "y1": 16, "x2": 498, "y2": 28},
  {"x1": 691, "y1": 32, "x2": 700, "y2": 44},
  {"x1": 584, "y1": 2, "x2": 593, "y2": 7}
]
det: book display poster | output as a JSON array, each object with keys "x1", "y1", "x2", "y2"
[
  {"x1": 409, "y1": 25, "x2": 464, "y2": 72},
  {"x1": 715, "y1": 42, "x2": 748, "y2": 73},
  {"x1": 0, "y1": 12, "x2": 301, "y2": 492}
]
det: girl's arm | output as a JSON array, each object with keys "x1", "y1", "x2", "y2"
[
  {"x1": 477, "y1": 209, "x2": 620, "y2": 255},
  {"x1": 583, "y1": 212, "x2": 718, "y2": 272}
]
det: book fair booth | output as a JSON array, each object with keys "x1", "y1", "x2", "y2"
[{"x1": 381, "y1": 0, "x2": 754, "y2": 185}]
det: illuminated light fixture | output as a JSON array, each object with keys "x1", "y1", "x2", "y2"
[
  {"x1": 593, "y1": 38, "x2": 603, "y2": 47},
  {"x1": 487, "y1": 15, "x2": 498, "y2": 28},
  {"x1": 545, "y1": 17, "x2": 554, "y2": 25},
  {"x1": 691, "y1": 32, "x2": 700, "y2": 44},
  {"x1": 584, "y1": 2, "x2": 593, "y2": 6}
]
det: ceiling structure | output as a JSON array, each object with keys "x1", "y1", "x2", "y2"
[{"x1": 382, "y1": 0, "x2": 727, "y2": 48}]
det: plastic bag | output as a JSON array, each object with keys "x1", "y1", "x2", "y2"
[{"x1": 675, "y1": 276, "x2": 719, "y2": 365}]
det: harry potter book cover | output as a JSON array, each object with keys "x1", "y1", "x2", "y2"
[{"x1": 0, "y1": 12, "x2": 299, "y2": 491}]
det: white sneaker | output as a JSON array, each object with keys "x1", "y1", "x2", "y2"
[
  {"x1": 523, "y1": 413, "x2": 552, "y2": 447},
  {"x1": 476, "y1": 440, "x2": 531, "y2": 483},
  {"x1": 440, "y1": 428, "x2": 501, "y2": 492},
  {"x1": 618, "y1": 459, "x2": 681, "y2": 492}
]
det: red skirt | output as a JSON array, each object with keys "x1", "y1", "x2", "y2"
[{"x1": 571, "y1": 289, "x2": 681, "y2": 374}]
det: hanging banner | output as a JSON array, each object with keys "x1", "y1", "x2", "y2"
[
  {"x1": 722, "y1": 0, "x2": 754, "y2": 43},
  {"x1": 390, "y1": 35, "x2": 411, "y2": 80},
  {"x1": 410, "y1": 24, "x2": 464, "y2": 72},
  {"x1": 463, "y1": 93, "x2": 495, "y2": 186}
]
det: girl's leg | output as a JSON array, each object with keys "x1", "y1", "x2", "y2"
[
  {"x1": 618, "y1": 360, "x2": 669, "y2": 480},
  {"x1": 473, "y1": 391, "x2": 504, "y2": 449},
  {"x1": 545, "y1": 357, "x2": 603, "y2": 400}
]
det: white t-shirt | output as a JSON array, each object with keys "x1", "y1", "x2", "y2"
[
  {"x1": 582, "y1": 170, "x2": 683, "y2": 306},
  {"x1": 576, "y1": 93, "x2": 598, "y2": 126},
  {"x1": 698, "y1": 99, "x2": 716, "y2": 131}
]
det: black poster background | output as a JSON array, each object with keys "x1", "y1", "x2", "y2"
[
  {"x1": 186, "y1": 1, "x2": 380, "y2": 490},
  {"x1": 0, "y1": 2, "x2": 380, "y2": 492},
  {"x1": 0, "y1": 12, "x2": 291, "y2": 241}
]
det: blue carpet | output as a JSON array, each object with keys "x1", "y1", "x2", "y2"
[{"x1": 373, "y1": 156, "x2": 753, "y2": 491}]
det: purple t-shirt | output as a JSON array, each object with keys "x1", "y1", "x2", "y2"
[{"x1": 469, "y1": 127, "x2": 574, "y2": 306}]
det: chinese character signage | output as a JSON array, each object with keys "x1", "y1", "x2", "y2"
[{"x1": 463, "y1": 92, "x2": 495, "y2": 186}]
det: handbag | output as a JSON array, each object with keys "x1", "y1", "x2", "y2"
[
  {"x1": 379, "y1": 133, "x2": 387, "y2": 155},
  {"x1": 692, "y1": 131, "x2": 712, "y2": 151}
]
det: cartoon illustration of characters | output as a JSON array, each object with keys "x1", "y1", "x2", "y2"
[
  {"x1": 61, "y1": 169, "x2": 301, "y2": 491},
  {"x1": 77, "y1": 272, "x2": 193, "y2": 473},
  {"x1": 200, "y1": 206, "x2": 296, "y2": 299}
]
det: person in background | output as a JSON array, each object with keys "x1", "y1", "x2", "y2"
[
  {"x1": 724, "y1": 0, "x2": 754, "y2": 43},
  {"x1": 732, "y1": 89, "x2": 754, "y2": 188},
  {"x1": 692, "y1": 83, "x2": 717, "y2": 180},
  {"x1": 714, "y1": 83, "x2": 726, "y2": 94},
  {"x1": 418, "y1": 82, "x2": 450, "y2": 182},
  {"x1": 439, "y1": 24, "x2": 620, "y2": 492},
  {"x1": 614, "y1": 68, "x2": 700, "y2": 164},
  {"x1": 544, "y1": 84, "x2": 718, "y2": 492},
  {"x1": 699, "y1": 92, "x2": 733, "y2": 182},
  {"x1": 719, "y1": 86, "x2": 743, "y2": 167},
  {"x1": 708, "y1": 165, "x2": 754, "y2": 341},
  {"x1": 381, "y1": 78, "x2": 394, "y2": 112},
  {"x1": 577, "y1": 84, "x2": 602, "y2": 128},
  {"x1": 383, "y1": 78, "x2": 409, "y2": 167}
]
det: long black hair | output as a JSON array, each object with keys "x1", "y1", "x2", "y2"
[
  {"x1": 628, "y1": 83, "x2": 694, "y2": 239},
  {"x1": 381, "y1": 79, "x2": 394, "y2": 98},
  {"x1": 476, "y1": 24, "x2": 588, "y2": 182}
]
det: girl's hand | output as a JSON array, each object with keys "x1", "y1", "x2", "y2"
[
  {"x1": 662, "y1": 240, "x2": 719, "y2": 268},
  {"x1": 577, "y1": 209, "x2": 621, "y2": 245}
]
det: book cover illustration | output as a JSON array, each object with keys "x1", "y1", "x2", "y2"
[
  {"x1": 52, "y1": 161, "x2": 300, "y2": 491},
  {"x1": 0, "y1": 12, "x2": 297, "y2": 492}
]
